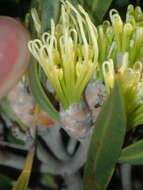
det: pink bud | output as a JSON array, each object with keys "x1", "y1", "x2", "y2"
[{"x1": 0, "y1": 16, "x2": 30, "y2": 98}]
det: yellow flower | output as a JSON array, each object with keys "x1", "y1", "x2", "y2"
[
  {"x1": 98, "y1": 5, "x2": 143, "y2": 129},
  {"x1": 102, "y1": 52, "x2": 143, "y2": 128},
  {"x1": 98, "y1": 5, "x2": 143, "y2": 65},
  {"x1": 28, "y1": 1, "x2": 98, "y2": 109}
]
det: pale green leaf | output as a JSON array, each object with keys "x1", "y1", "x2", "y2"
[
  {"x1": 119, "y1": 139, "x2": 143, "y2": 164},
  {"x1": 28, "y1": 59, "x2": 61, "y2": 125}
]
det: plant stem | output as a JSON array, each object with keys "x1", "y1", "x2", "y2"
[{"x1": 121, "y1": 164, "x2": 132, "y2": 190}]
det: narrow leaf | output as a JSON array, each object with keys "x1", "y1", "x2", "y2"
[
  {"x1": 12, "y1": 147, "x2": 35, "y2": 190},
  {"x1": 0, "y1": 97, "x2": 27, "y2": 131},
  {"x1": 84, "y1": 80, "x2": 126, "y2": 190},
  {"x1": 41, "y1": 0, "x2": 60, "y2": 32},
  {"x1": 119, "y1": 139, "x2": 143, "y2": 164},
  {"x1": 28, "y1": 59, "x2": 61, "y2": 124},
  {"x1": 85, "y1": 0, "x2": 113, "y2": 24}
]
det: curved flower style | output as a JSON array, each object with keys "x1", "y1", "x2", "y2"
[
  {"x1": 28, "y1": 1, "x2": 98, "y2": 109},
  {"x1": 103, "y1": 53, "x2": 143, "y2": 129},
  {"x1": 96, "y1": 5, "x2": 143, "y2": 129},
  {"x1": 98, "y1": 5, "x2": 143, "y2": 66}
]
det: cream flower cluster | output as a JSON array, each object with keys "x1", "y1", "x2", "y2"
[
  {"x1": 28, "y1": 1, "x2": 98, "y2": 109},
  {"x1": 98, "y1": 5, "x2": 143, "y2": 65},
  {"x1": 101, "y1": 5, "x2": 143, "y2": 128}
]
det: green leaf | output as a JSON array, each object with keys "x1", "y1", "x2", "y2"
[
  {"x1": 41, "y1": 0, "x2": 60, "y2": 32},
  {"x1": 12, "y1": 148, "x2": 35, "y2": 190},
  {"x1": 28, "y1": 59, "x2": 61, "y2": 125},
  {"x1": 0, "y1": 97, "x2": 27, "y2": 131},
  {"x1": 84, "y1": 80, "x2": 126, "y2": 190},
  {"x1": 85, "y1": 0, "x2": 113, "y2": 24},
  {"x1": 128, "y1": 105, "x2": 143, "y2": 129},
  {"x1": 119, "y1": 139, "x2": 143, "y2": 164}
]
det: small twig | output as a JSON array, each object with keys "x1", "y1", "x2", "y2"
[
  {"x1": 39, "y1": 140, "x2": 89, "y2": 175},
  {"x1": 121, "y1": 164, "x2": 132, "y2": 190},
  {"x1": 0, "y1": 140, "x2": 29, "y2": 151},
  {"x1": 67, "y1": 138, "x2": 77, "y2": 155},
  {"x1": 0, "y1": 152, "x2": 25, "y2": 170},
  {"x1": 62, "y1": 172, "x2": 83, "y2": 190},
  {"x1": 38, "y1": 126, "x2": 70, "y2": 161}
]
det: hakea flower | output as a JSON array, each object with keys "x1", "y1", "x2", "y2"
[
  {"x1": 102, "y1": 52, "x2": 143, "y2": 128},
  {"x1": 97, "y1": 5, "x2": 143, "y2": 65},
  {"x1": 28, "y1": 1, "x2": 98, "y2": 110}
]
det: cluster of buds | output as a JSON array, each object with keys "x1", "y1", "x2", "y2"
[
  {"x1": 97, "y1": 5, "x2": 143, "y2": 65},
  {"x1": 100, "y1": 5, "x2": 143, "y2": 128},
  {"x1": 102, "y1": 53, "x2": 143, "y2": 128}
]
